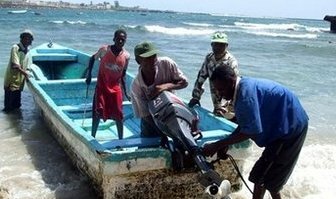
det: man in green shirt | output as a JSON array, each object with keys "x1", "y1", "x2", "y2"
[{"x1": 3, "y1": 30, "x2": 33, "y2": 113}]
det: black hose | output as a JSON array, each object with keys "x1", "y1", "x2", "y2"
[
  {"x1": 226, "y1": 154, "x2": 253, "y2": 195},
  {"x1": 210, "y1": 153, "x2": 253, "y2": 195}
]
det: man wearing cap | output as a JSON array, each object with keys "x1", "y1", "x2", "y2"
[
  {"x1": 3, "y1": 30, "x2": 34, "y2": 113},
  {"x1": 131, "y1": 41, "x2": 188, "y2": 138},
  {"x1": 188, "y1": 31, "x2": 239, "y2": 120}
]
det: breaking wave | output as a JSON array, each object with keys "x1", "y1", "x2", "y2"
[
  {"x1": 235, "y1": 21, "x2": 327, "y2": 33},
  {"x1": 50, "y1": 20, "x2": 89, "y2": 25},
  {"x1": 143, "y1": 25, "x2": 215, "y2": 35}
]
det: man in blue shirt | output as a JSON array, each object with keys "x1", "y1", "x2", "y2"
[{"x1": 203, "y1": 64, "x2": 308, "y2": 199}]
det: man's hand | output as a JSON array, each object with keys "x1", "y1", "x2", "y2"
[
  {"x1": 148, "y1": 84, "x2": 168, "y2": 99},
  {"x1": 85, "y1": 74, "x2": 91, "y2": 85},
  {"x1": 125, "y1": 94, "x2": 131, "y2": 102},
  {"x1": 213, "y1": 107, "x2": 227, "y2": 117},
  {"x1": 23, "y1": 71, "x2": 32, "y2": 79},
  {"x1": 202, "y1": 142, "x2": 219, "y2": 157},
  {"x1": 24, "y1": 72, "x2": 32, "y2": 82},
  {"x1": 188, "y1": 98, "x2": 201, "y2": 108}
]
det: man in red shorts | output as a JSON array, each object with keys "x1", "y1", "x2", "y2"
[{"x1": 86, "y1": 29, "x2": 130, "y2": 139}]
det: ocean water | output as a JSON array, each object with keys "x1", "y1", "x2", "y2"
[{"x1": 0, "y1": 8, "x2": 336, "y2": 199}]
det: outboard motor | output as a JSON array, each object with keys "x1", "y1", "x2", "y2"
[{"x1": 148, "y1": 91, "x2": 231, "y2": 198}]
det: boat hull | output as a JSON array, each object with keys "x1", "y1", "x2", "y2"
[
  {"x1": 8, "y1": 10, "x2": 27, "y2": 14},
  {"x1": 26, "y1": 43, "x2": 251, "y2": 198}
]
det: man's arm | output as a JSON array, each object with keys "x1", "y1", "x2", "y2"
[
  {"x1": 121, "y1": 58, "x2": 130, "y2": 101},
  {"x1": 150, "y1": 58, "x2": 189, "y2": 99},
  {"x1": 202, "y1": 128, "x2": 253, "y2": 157},
  {"x1": 148, "y1": 79, "x2": 188, "y2": 100},
  {"x1": 188, "y1": 55, "x2": 212, "y2": 107},
  {"x1": 191, "y1": 55, "x2": 211, "y2": 100},
  {"x1": 10, "y1": 46, "x2": 29, "y2": 78},
  {"x1": 130, "y1": 80, "x2": 151, "y2": 118},
  {"x1": 158, "y1": 79, "x2": 188, "y2": 91},
  {"x1": 11, "y1": 63, "x2": 29, "y2": 78}
]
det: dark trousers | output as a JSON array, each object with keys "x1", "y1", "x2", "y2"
[
  {"x1": 3, "y1": 89, "x2": 22, "y2": 112},
  {"x1": 141, "y1": 117, "x2": 169, "y2": 147},
  {"x1": 249, "y1": 124, "x2": 308, "y2": 192},
  {"x1": 140, "y1": 116, "x2": 163, "y2": 138}
]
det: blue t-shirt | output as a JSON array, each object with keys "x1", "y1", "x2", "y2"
[{"x1": 234, "y1": 77, "x2": 309, "y2": 147}]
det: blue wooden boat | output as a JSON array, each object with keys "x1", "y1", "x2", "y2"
[
  {"x1": 26, "y1": 43, "x2": 251, "y2": 198},
  {"x1": 8, "y1": 9, "x2": 28, "y2": 14}
]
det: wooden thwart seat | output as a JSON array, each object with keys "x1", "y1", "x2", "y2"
[
  {"x1": 100, "y1": 137, "x2": 162, "y2": 149},
  {"x1": 99, "y1": 129, "x2": 231, "y2": 150},
  {"x1": 33, "y1": 53, "x2": 78, "y2": 61}
]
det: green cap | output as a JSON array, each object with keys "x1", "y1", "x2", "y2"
[
  {"x1": 134, "y1": 41, "x2": 159, "y2": 58},
  {"x1": 211, "y1": 31, "x2": 228, "y2": 43}
]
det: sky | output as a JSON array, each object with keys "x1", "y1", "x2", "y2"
[{"x1": 67, "y1": 0, "x2": 336, "y2": 20}]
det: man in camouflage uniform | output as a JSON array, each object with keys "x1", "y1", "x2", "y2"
[{"x1": 188, "y1": 31, "x2": 239, "y2": 120}]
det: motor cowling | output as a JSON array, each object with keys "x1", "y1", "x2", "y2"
[{"x1": 148, "y1": 91, "x2": 200, "y2": 144}]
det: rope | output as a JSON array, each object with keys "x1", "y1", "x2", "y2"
[{"x1": 82, "y1": 84, "x2": 89, "y2": 127}]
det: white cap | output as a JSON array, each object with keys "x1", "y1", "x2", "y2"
[{"x1": 21, "y1": 29, "x2": 34, "y2": 37}]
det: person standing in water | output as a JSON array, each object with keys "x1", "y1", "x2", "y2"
[
  {"x1": 3, "y1": 29, "x2": 34, "y2": 113},
  {"x1": 203, "y1": 63, "x2": 309, "y2": 199},
  {"x1": 86, "y1": 29, "x2": 130, "y2": 139},
  {"x1": 188, "y1": 31, "x2": 239, "y2": 120}
]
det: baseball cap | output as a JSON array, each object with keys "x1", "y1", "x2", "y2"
[
  {"x1": 21, "y1": 29, "x2": 34, "y2": 37},
  {"x1": 211, "y1": 31, "x2": 228, "y2": 43},
  {"x1": 134, "y1": 41, "x2": 159, "y2": 58}
]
